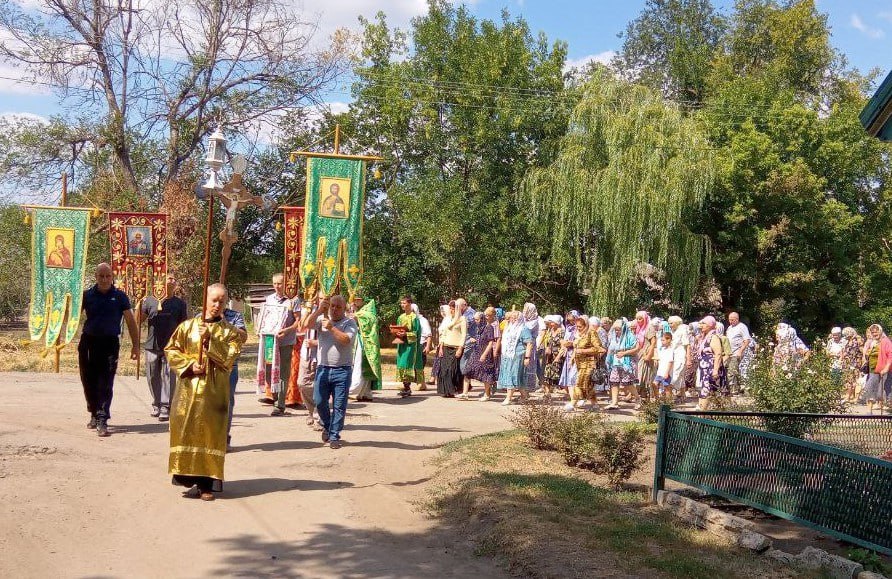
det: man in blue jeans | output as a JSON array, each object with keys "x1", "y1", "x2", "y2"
[{"x1": 302, "y1": 295, "x2": 357, "y2": 449}]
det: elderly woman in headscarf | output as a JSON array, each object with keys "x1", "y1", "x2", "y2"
[
  {"x1": 684, "y1": 321, "x2": 701, "y2": 397},
  {"x1": 521, "y1": 303, "x2": 541, "y2": 392},
  {"x1": 563, "y1": 314, "x2": 605, "y2": 412},
  {"x1": 559, "y1": 310, "x2": 580, "y2": 397},
  {"x1": 605, "y1": 318, "x2": 640, "y2": 410},
  {"x1": 772, "y1": 323, "x2": 809, "y2": 371},
  {"x1": 541, "y1": 315, "x2": 565, "y2": 397},
  {"x1": 697, "y1": 315, "x2": 725, "y2": 410},
  {"x1": 590, "y1": 317, "x2": 609, "y2": 395},
  {"x1": 859, "y1": 324, "x2": 892, "y2": 413},
  {"x1": 841, "y1": 327, "x2": 864, "y2": 403},
  {"x1": 667, "y1": 316, "x2": 689, "y2": 399},
  {"x1": 497, "y1": 310, "x2": 535, "y2": 405},
  {"x1": 631, "y1": 311, "x2": 656, "y2": 407},
  {"x1": 463, "y1": 307, "x2": 500, "y2": 401},
  {"x1": 457, "y1": 311, "x2": 485, "y2": 400}
]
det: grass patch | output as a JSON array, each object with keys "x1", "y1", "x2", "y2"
[{"x1": 428, "y1": 430, "x2": 798, "y2": 579}]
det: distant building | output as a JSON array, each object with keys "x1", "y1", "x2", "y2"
[{"x1": 861, "y1": 69, "x2": 892, "y2": 141}]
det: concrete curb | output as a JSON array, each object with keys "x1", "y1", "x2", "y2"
[{"x1": 655, "y1": 491, "x2": 878, "y2": 579}]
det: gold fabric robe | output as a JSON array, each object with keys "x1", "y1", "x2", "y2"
[{"x1": 165, "y1": 318, "x2": 242, "y2": 482}]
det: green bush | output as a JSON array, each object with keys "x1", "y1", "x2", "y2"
[
  {"x1": 595, "y1": 423, "x2": 647, "y2": 489},
  {"x1": 742, "y1": 344, "x2": 846, "y2": 438},
  {"x1": 552, "y1": 412, "x2": 603, "y2": 467},
  {"x1": 507, "y1": 402, "x2": 568, "y2": 450},
  {"x1": 551, "y1": 414, "x2": 646, "y2": 488}
]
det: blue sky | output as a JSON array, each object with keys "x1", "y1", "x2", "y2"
[{"x1": 0, "y1": 0, "x2": 889, "y2": 125}]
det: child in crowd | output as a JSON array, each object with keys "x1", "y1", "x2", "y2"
[{"x1": 653, "y1": 331, "x2": 674, "y2": 401}]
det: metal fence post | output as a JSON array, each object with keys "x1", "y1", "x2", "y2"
[{"x1": 652, "y1": 404, "x2": 669, "y2": 503}]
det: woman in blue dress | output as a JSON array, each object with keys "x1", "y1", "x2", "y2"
[
  {"x1": 559, "y1": 310, "x2": 580, "y2": 397},
  {"x1": 498, "y1": 310, "x2": 534, "y2": 405}
]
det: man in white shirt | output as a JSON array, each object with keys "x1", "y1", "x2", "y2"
[
  {"x1": 261, "y1": 273, "x2": 301, "y2": 415},
  {"x1": 725, "y1": 312, "x2": 751, "y2": 395}
]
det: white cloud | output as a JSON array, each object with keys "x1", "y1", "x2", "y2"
[
  {"x1": 851, "y1": 13, "x2": 885, "y2": 39},
  {"x1": 563, "y1": 50, "x2": 616, "y2": 74},
  {"x1": 0, "y1": 63, "x2": 51, "y2": 96},
  {"x1": 880, "y1": 11, "x2": 892, "y2": 24},
  {"x1": 0, "y1": 111, "x2": 49, "y2": 124},
  {"x1": 301, "y1": 0, "x2": 428, "y2": 44}
]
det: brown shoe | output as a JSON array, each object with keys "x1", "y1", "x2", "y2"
[{"x1": 200, "y1": 492, "x2": 215, "y2": 501}]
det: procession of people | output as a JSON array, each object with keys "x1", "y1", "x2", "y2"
[{"x1": 73, "y1": 259, "x2": 888, "y2": 501}]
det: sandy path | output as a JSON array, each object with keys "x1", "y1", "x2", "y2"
[{"x1": 0, "y1": 372, "x2": 514, "y2": 578}]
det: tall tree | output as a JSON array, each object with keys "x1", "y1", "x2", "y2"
[
  {"x1": 614, "y1": 0, "x2": 724, "y2": 105},
  {"x1": 0, "y1": 0, "x2": 346, "y2": 198},
  {"x1": 521, "y1": 72, "x2": 714, "y2": 314},
  {"x1": 339, "y1": 1, "x2": 573, "y2": 317}
]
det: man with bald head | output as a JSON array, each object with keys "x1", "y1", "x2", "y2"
[
  {"x1": 303, "y1": 294, "x2": 358, "y2": 449},
  {"x1": 78, "y1": 263, "x2": 140, "y2": 437}
]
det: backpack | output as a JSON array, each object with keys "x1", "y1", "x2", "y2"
[{"x1": 720, "y1": 335, "x2": 732, "y2": 364}]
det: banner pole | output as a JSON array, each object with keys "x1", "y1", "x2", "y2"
[
  {"x1": 135, "y1": 299, "x2": 142, "y2": 378},
  {"x1": 198, "y1": 190, "x2": 215, "y2": 366},
  {"x1": 54, "y1": 172, "x2": 66, "y2": 373}
]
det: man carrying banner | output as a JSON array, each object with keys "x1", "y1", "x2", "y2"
[
  {"x1": 78, "y1": 263, "x2": 140, "y2": 437},
  {"x1": 395, "y1": 296, "x2": 424, "y2": 398},
  {"x1": 140, "y1": 274, "x2": 189, "y2": 421},
  {"x1": 258, "y1": 273, "x2": 301, "y2": 416}
]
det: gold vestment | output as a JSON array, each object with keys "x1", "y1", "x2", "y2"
[{"x1": 165, "y1": 318, "x2": 242, "y2": 482}]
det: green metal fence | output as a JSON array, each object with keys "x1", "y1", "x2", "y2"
[
  {"x1": 679, "y1": 411, "x2": 892, "y2": 457},
  {"x1": 653, "y1": 408, "x2": 892, "y2": 556}
]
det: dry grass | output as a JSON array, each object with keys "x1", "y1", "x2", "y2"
[{"x1": 426, "y1": 430, "x2": 807, "y2": 579}]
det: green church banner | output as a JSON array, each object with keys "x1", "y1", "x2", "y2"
[
  {"x1": 27, "y1": 207, "x2": 92, "y2": 349},
  {"x1": 300, "y1": 156, "x2": 365, "y2": 298}
]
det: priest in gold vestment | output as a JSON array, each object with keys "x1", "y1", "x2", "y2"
[{"x1": 165, "y1": 283, "x2": 243, "y2": 500}]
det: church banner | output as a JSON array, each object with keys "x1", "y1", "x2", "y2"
[
  {"x1": 299, "y1": 156, "x2": 365, "y2": 299},
  {"x1": 27, "y1": 207, "x2": 92, "y2": 348},
  {"x1": 282, "y1": 206, "x2": 305, "y2": 299},
  {"x1": 108, "y1": 212, "x2": 168, "y2": 304}
]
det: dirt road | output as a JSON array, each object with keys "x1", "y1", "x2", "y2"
[{"x1": 0, "y1": 372, "x2": 514, "y2": 578}]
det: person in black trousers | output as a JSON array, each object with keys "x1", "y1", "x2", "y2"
[{"x1": 78, "y1": 263, "x2": 139, "y2": 437}]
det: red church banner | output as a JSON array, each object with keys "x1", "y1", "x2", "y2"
[
  {"x1": 108, "y1": 212, "x2": 168, "y2": 304},
  {"x1": 282, "y1": 206, "x2": 305, "y2": 298}
]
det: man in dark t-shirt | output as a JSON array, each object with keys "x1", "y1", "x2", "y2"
[
  {"x1": 79, "y1": 263, "x2": 140, "y2": 437},
  {"x1": 140, "y1": 275, "x2": 189, "y2": 421}
]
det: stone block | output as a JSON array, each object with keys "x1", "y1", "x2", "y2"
[
  {"x1": 737, "y1": 529, "x2": 772, "y2": 553},
  {"x1": 796, "y1": 546, "x2": 863, "y2": 579}
]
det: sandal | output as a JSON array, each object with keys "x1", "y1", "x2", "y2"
[{"x1": 182, "y1": 484, "x2": 201, "y2": 499}]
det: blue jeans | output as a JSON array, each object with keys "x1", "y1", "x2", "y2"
[
  {"x1": 227, "y1": 364, "x2": 239, "y2": 436},
  {"x1": 313, "y1": 366, "x2": 351, "y2": 441}
]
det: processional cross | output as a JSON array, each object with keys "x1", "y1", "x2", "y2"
[{"x1": 218, "y1": 155, "x2": 264, "y2": 283}]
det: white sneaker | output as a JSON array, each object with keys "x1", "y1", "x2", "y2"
[
  {"x1": 479, "y1": 395, "x2": 491, "y2": 402},
  {"x1": 501, "y1": 398, "x2": 512, "y2": 406},
  {"x1": 563, "y1": 402, "x2": 576, "y2": 412}
]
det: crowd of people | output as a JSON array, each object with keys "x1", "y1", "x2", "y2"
[
  {"x1": 398, "y1": 299, "x2": 892, "y2": 416},
  {"x1": 73, "y1": 262, "x2": 892, "y2": 501}
]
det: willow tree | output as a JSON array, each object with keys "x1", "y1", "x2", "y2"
[{"x1": 520, "y1": 72, "x2": 713, "y2": 314}]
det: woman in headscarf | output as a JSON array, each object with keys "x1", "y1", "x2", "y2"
[
  {"x1": 841, "y1": 327, "x2": 864, "y2": 403},
  {"x1": 430, "y1": 303, "x2": 450, "y2": 389},
  {"x1": 631, "y1": 311, "x2": 655, "y2": 407},
  {"x1": 436, "y1": 301, "x2": 466, "y2": 398},
  {"x1": 604, "y1": 319, "x2": 640, "y2": 410},
  {"x1": 697, "y1": 315, "x2": 725, "y2": 410},
  {"x1": 464, "y1": 307, "x2": 500, "y2": 401},
  {"x1": 859, "y1": 324, "x2": 892, "y2": 413},
  {"x1": 564, "y1": 315, "x2": 605, "y2": 411},
  {"x1": 497, "y1": 310, "x2": 534, "y2": 405},
  {"x1": 590, "y1": 317, "x2": 609, "y2": 395},
  {"x1": 667, "y1": 316, "x2": 689, "y2": 399},
  {"x1": 772, "y1": 323, "x2": 808, "y2": 371},
  {"x1": 522, "y1": 303, "x2": 541, "y2": 392},
  {"x1": 559, "y1": 310, "x2": 580, "y2": 397},
  {"x1": 541, "y1": 315, "x2": 565, "y2": 398},
  {"x1": 457, "y1": 311, "x2": 485, "y2": 400}
]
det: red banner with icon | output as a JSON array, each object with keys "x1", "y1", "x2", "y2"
[
  {"x1": 109, "y1": 212, "x2": 168, "y2": 304},
  {"x1": 282, "y1": 206, "x2": 305, "y2": 299}
]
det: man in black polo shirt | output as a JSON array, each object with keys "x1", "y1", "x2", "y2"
[
  {"x1": 140, "y1": 274, "x2": 189, "y2": 421},
  {"x1": 79, "y1": 263, "x2": 140, "y2": 437}
]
